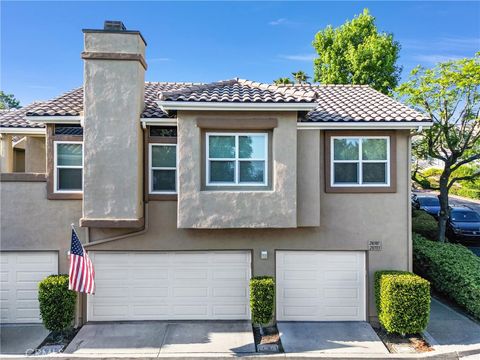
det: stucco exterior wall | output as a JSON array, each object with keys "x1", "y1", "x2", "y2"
[
  {"x1": 1, "y1": 129, "x2": 411, "y2": 322},
  {"x1": 0, "y1": 181, "x2": 83, "y2": 274},
  {"x1": 177, "y1": 111, "x2": 297, "y2": 228},
  {"x1": 0, "y1": 135, "x2": 13, "y2": 173},
  {"x1": 25, "y1": 137, "x2": 46, "y2": 173},
  {"x1": 82, "y1": 32, "x2": 145, "y2": 222}
]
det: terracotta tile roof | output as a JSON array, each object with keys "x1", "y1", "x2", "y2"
[
  {"x1": 158, "y1": 79, "x2": 317, "y2": 103},
  {"x1": 292, "y1": 84, "x2": 429, "y2": 122},
  {"x1": 6, "y1": 80, "x2": 429, "y2": 130},
  {"x1": 0, "y1": 102, "x2": 46, "y2": 128}
]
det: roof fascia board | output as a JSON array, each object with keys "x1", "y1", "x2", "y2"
[
  {"x1": 0, "y1": 127, "x2": 46, "y2": 135},
  {"x1": 297, "y1": 121, "x2": 433, "y2": 130},
  {"x1": 140, "y1": 118, "x2": 177, "y2": 126},
  {"x1": 157, "y1": 101, "x2": 318, "y2": 112},
  {"x1": 24, "y1": 116, "x2": 83, "y2": 124}
]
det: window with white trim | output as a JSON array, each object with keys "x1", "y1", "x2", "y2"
[
  {"x1": 206, "y1": 133, "x2": 268, "y2": 186},
  {"x1": 54, "y1": 141, "x2": 83, "y2": 193},
  {"x1": 149, "y1": 143, "x2": 177, "y2": 193},
  {"x1": 331, "y1": 136, "x2": 390, "y2": 186}
]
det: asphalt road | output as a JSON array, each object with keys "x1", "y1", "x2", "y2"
[{"x1": 412, "y1": 190, "x2": 480, "y2": 256}]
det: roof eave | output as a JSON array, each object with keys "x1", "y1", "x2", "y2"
[
  {"x1": 24, "y1": 115, "x2": 83, "y2": 124},
  {"x1": 156, "y1": 101, "x2": 318, "y2": 112},
  {"x1": 297, "y1": 121, "x2": 433, "y2": 130},
  {"x1": 0, "y1": 127, "x2": 46, "y2": 135}
]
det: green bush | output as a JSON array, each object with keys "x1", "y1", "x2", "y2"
[
  {"x1": 375, "y1": 270, "x2": 430, "y2": 335},
  {"x1": 250, "y1": 276, "x2": 275, "y2": 326},
  {"x1": 413, "y1": 234, "x2": 480, "y2": 319},
  {"x1": 450, "y1": 187, "x2": 480, "y2": 200},
  {"x1": 412, "y1": 209, "x2": 438, "y2": 240},
  {"x1": 38, "y1": 275, "x2": 77, "y2": 332}
]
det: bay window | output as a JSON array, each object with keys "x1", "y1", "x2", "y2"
[{"x1": 206, "y1": 133, "x2": 268, "y2": 186}]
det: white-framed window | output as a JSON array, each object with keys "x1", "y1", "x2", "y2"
[
  {"x1": 54, "y1": 141, "x2": 83, "y2": 193},
  {"x1": 149, "y1": 143, "x2": 177, "y2": 194},
  {"x1": 331, "y1": 136, "x2": 390, "y2": 187},
  {"x1": 206, "y1": 132, "x2": 268, "y2": 186}
]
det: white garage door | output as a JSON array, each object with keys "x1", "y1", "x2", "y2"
[
  {"x1": 0, "y1": 252, "x2": 58, "y2": 323},
  {"x1": 88, "y1": 251, "x2": 251, "y2": 321},
  {"x1": 276, "y1": 251, "x2": 366, "y2": 321}
]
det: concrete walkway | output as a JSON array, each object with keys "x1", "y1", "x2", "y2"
[
  {"x1": 0, "y1": 324, "x2": 49, "y2": 355},
  {"x1": 65, "y1": 321, "x2": 255, "y2": 355},
  {"x1": 424, "y1": 298, "x2": 480, "y2": 354},
  {"x1": 278, "y1": 321, "x2": 388, "y2": 354}
]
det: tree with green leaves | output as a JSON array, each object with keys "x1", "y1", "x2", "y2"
[
  {"x1": 312, "y1": 9, "x2": 401, "y2": 95},
  {"x1": 291, "y1": 71, "x2": 310, "y2": 84},
  {"x1": 273, "y1": 77, "x2": 293, "y2": 85},
  {"x1": 0, "y1": 91, "x2": 21, "y2": 110},
  {"x1": 397, "y1": 54, "x2": 480, "y2": 242}
]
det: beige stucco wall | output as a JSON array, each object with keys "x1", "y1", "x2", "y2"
[
  {"x1": 25, "y1": 137, "x2": 46, "y2": 173},
  {"x1": 1, "y1": 129, "x2": 411, "y2": 322},
  {"x1": 0, "y1": 135, "x2": 13, "y2": 173},
  {"x1": 0, "y1": 181, "x2": 84, "y2": 274},
  {"x1": 82, "y1": 31, "x2": 145, "y2": 222},
  {"x1": 177, "y1": 111, "x2": 298, "y2": 228}
]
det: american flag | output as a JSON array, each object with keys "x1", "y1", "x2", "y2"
[{"x1": 69, "y1": 228, "x2": 95, "y2": 294}]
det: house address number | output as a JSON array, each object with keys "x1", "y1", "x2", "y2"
[{"x1": 368, "y1": 240, "x2": 382, "y2": 251}]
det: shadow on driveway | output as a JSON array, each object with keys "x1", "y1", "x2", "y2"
[{"x1": 0, "y1": 324, "x2": 49, "y2": 355}]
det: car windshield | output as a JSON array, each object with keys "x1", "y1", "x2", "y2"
[
  {"x1": 418, "y1": 197, "x2": 440, "y2": 206},
  {"x1": 451, "y1": 210, "x2": 480, "y2": 222}
]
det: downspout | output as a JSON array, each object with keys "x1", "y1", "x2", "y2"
[{"x1": 83, "y1": 202, "x2": 149, "y2": 248}]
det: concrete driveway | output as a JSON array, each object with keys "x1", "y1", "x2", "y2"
[
  {"x1": 65, "y1": 321, "x2": 255, "y2": 355},
  {"x1": 278, "y1": 322, "x2": 388, "y2": 354},
  {"x1": 0, "y1": 324, "x2": 49, "y2": 355}
]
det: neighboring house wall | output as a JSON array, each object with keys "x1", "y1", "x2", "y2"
[
  {"x1": 177, "y1": 111, "x2": 297, "y2": 228},
  {"x1": 25, "y1": 137, "x2": 46, "y2": 173},
  {"x1": 0, "y1": 135, "x2": 14, "y2": 172},
  {"x1": 0, "y1": 181, "x2": 83, "y2": 274}
]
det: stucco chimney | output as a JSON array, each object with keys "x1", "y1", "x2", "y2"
[{"x1": 80, "y1": 21, "x2": 146, "y2": 228}]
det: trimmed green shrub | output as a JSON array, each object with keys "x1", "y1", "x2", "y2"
[
  {"x1": 250, "y1": 276, "x2": 275, "y2": 326},
  {"x1": 38, "y1": 275, "x2": 77, "y2": 332},
  {"x1": 413, "y1": 234, "x2": 480, "y2": 319},
  {"x1": 412, "y1": 209, "x2": 438, "y2": 240},
  {"x1": 375, "y1": 270, "x2": 430, "y2": 335}
]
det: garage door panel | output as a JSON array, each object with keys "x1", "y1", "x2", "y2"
[
  {"x1": 276, "y1": 251, "x2": 365, "y2": 322},
  {"x1": 0, "y1": 252, "x2": 58, "y2": 324},
  {"x1": 88, "y1": 251, "x2": 251, "y2": 321}
]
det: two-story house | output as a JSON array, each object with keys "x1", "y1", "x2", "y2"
[{"x1": 0, "y1": 21, "x2": 431, "y2": 325}]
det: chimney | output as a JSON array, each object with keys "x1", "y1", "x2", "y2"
[{"x1": 80, "y1": 21, "x2": 146, "y2": 228}]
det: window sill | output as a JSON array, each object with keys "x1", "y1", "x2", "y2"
[
  {"x1": 148, "y1": 193, "x2": 178, "y2": 201},
  {"x1": 47, "y1": 192, "x2": 82, "y2": 200},
  {"x1": 325, "y1": 185, "x2": 396, "y2": 193}
]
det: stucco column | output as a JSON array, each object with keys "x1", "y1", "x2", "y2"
[
  {"x1": 25, "y1": 136, "x2": 46, "y2": 173},
  {"x1": 0, "y1": 134, "x2": 14, "y2": 173}
]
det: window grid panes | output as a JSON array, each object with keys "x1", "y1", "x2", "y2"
[
  {"x1": 331, "y1": 136, "x2": 389, "y2": 186},
  {"x1": 206, "y1": 133, "x2": 268, "y2": 186},
  {"x1": 54, "y1": 141, "x2": 83, "y2": 193},
  {"x1": 150, "y1": 144, "x2": 177, "y2": 194}
]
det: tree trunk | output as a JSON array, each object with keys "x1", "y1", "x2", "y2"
[{"x1": 437, "y1": 169, "x2": 451, "y2": 243}]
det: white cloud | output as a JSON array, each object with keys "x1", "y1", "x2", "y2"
[
  {"x1": 412, "y1": 54, "x2": 464, "y2": 64},
  {"x1": 269, "y1": 18, "x2": 288, "y2": 26},
  {"x1": 278, "y1": 54, "x2": 316, "y2": 62},
  {"x1": 148, "y1": 57, "x2": 171, "y2": 63}
]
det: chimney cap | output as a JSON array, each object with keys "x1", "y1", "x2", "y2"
[{"x1": 104, "y1": 20, "x2": 126, "y2": 31}]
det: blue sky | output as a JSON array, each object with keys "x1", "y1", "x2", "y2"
[{"x1": 2, "y1": 1, "x2": 479, "y2": 105}]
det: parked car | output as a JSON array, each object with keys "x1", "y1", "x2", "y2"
[
  {"x1": 446, "y1": 207, "x2": 480, "y2": 244},
  {"x1": 413, "y1": 196, "x2": 441, "y2": 218}
]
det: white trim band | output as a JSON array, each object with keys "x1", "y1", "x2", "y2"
[
  {"x1": 0, "y1": 127, "x2": 46, "y2": 135},
  {"x1": 157, "y1": 101, "x2": 318, "y2": 112},
  {"x1": 297, "y1": 121, "x2": 433, "y2": 130},
  {"x1": 25, "y1": 116, "x2": 83, "y2": 124},
  {"x1": 140, "y1": 118, "x2": 177, "y2": 127}
]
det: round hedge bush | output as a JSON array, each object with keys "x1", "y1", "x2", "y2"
[{"x1": 38, "y1": 274, "x2": 77, "y2": 332}]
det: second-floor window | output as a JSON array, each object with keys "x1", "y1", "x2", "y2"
[
  {"x1": 331, "y1": 136, "x2": 390, "y2": 187},
  {"x1": 54, "y1": 141, "x2": 83, "y2": 193},
  {"x1": 149, "y1": 144, "x2": 177, "y2": 194},
  {"x1": 206, "y1": 132, "x2": 268, "y2": 186}
]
